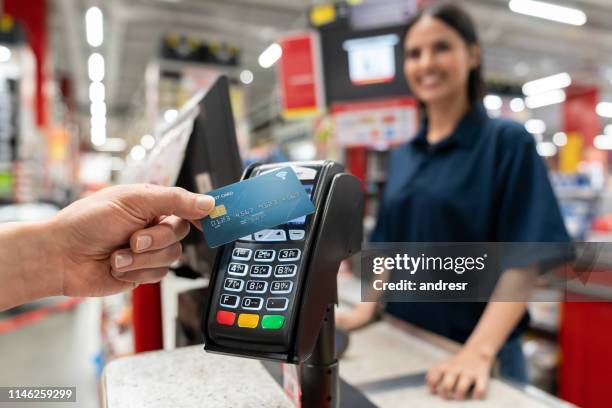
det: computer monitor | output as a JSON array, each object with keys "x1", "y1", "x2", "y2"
[{"x1": 149, "y1": 75, "x2": 243, "y2": 278}]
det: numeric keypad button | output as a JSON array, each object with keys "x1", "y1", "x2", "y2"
[
  {"x1": 227, "y1": 263, "x2": 248, "y2": 276},
  {"x1": 274, "y1": 264, "x2": 297, "y2": 277},
  {"x1": 270, "y1": 281, "x2": 293, "y2": 294},
  {"x1": 223, "y1": 278, "x2": 244, "y2": 292},
  {"x1": 278, "y1": 249, "x2": 301, "y2": 262},
  {"x1": 250, "y1": 265, "x2": 272, "y2": 277},
  {"x1": 232, "y1": 248, "x2": 252, "y2": 261},
  {"x1": 254, "y1": 249, "x2": 276, "y2": 262},
  {"x1": 245, "y1": 280, "x2": 268, "y2": 294},
  {"x1": 241, "y1": 297, "x2": 263, "y2": 311}
]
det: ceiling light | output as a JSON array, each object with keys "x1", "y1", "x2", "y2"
[
  {"x1": 94, "y1": 138, "x2": 127, "y2": 152},
  {"x1": 141, "y1": 134, "x2": 155, "y2": 150},
  {"x1": 85, "y1": 7, "x2": 104, "y2": 47},
  {"x1": 91, "y1": 126, "x2": 106, "y2": 147},
  {"x1": 525, "y1": 89, "x2": 566, "y2": 109},
  {"x1": 240, "y1": 69, "x2": 254, "y2": 85},
  {"x1": 130, "y1": 145, "x2": 146, "y2": 161},
  {"x1": 525, "y1": 119, "x2": 546, "y2": 134},
  {"x1": 510, "y1": 97, "x2": 525, "y2": 112},
  {"x1": 0, "y1": 46, "x2": 11, "y2": 63},
  {"x1": 89, "y1": 81, "x2": 105, "y2": 103},
  {"x1": 258, "y1": 43, "x2": 282, "y2": 68},
  {"x1": 509, "y1": 0, "x2": 587, "y2": 26},
  {"x1": 596, "y1": 102, "x2": 612, "y2": 118},
  {"x1": 163, "y1": 109, "x2": 178, "y2": 123},
  {"x1": 536, "y1": 141, "x2": 557, "y2": 157},
  {"x1": 88, "y1": 53, "x2": 105, "y2": 82},
  {"x1": 90, "y1": 114, "x2": 106, "y2": 128},
  {"x1": 522, "y1": 72, "x2": 571, "y2": 96},
  {"x1": 90, "y1": 102, "x2": 106, "y2": 119},
  {"x1": 483, "y1": 94, "x2": 503, "y2": 111},
  {"x1": 594, "y1": 134, "x2": 612, "y2": 150},
  {"x1": 553, "y1": 132, "x2": 567, "y2": 147}
]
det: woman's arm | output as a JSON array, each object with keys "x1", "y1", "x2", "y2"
[
  {"x1": 335, "y1": 264, "x2": 389, "y2": 331},
  {"x1": 426, "y1": 300, "x2": 527, "y2": 400},
  {"x1": 426, "y1": 267, "x2": 536, "y2": 400}
]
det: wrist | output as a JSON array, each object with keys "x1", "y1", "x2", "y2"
[
  {"x1": 463, "y1": 340, "x2": 498, "y2": 361},
  {"x1": 23, "y1": 219, "x2": 65, "y2": 299}
]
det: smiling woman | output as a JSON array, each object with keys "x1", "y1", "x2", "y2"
[{"x1": 336, "y1": 1, "x2": 571, "y2": 401}]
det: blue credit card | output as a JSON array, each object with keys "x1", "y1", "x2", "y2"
[{"x1": 200, "y1": 167, "x2": 315, "y2": 248}]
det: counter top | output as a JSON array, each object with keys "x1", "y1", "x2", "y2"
[
  {"x1": 337, "y1": 274, "x2": 572, "y2": 407},
  {"x1": 342, "y1": 320, "x2": 570, "y2": 407},
  {"x1": 103, "y1": 274, "x2": 572, "y2": 407},
  {"x1": 103, "y1": 318, "x2": 571, "y2": 408},
  {"x1": 103, "y1": 346, "x2": 293, "y2": 408}
]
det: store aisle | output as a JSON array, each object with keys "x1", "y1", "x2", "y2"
[{"x1": 0, "y1": 299, "x2": 101, "y2": 407}]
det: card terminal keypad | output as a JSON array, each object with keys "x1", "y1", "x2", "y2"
[{"x1": 213, "y1": 234, "x2": 305, "y2": 332}]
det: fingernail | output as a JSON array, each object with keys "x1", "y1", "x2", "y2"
[
  {"x1": 196, "y1": 195, "x2": 215, "y2": 211},
  {"x1": 113, "y1": 271, "x2": 126, "y2": 279},
  {"x1": 115, "y1": 252, "x2": 133, "y2": 269},
  {"x1": 136, "y1": 235, "x2": 152, "y2": 251}
]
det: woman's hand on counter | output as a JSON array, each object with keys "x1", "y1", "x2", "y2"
[
  {"x1": 336, "y1": 302, "x2": 378, "y2": 331},
  {"x1": 426, "y1": 344, "x2": 494, "y2": 400},
  {"x1": 0, "y1": 184, "x2": 216, "y2": 311}
]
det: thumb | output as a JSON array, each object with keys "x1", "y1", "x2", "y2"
[{"x1": 127, "y1": 184, "x2": 215, "y2": 220}]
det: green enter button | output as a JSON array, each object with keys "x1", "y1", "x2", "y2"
[{"x1": 261, "y1": 315, "x2": 285, "y2": 329}]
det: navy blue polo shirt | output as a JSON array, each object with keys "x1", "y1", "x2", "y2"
[{"x1": 371, "y1": 103, "x2": 570, "y2": 343}]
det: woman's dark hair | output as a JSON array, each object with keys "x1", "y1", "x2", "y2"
[{"x1": 403, "y1": 2, "x2": 486, "y2": 104}]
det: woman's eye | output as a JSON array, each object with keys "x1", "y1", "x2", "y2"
[
  {"x1": 405, "y1": 49, "x2": 420, "y2": 59},
  {"x1": 433, "y1": 42, "x2": 451, "y2": 52}
]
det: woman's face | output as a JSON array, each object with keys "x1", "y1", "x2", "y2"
[{"x1": 403, "y1": 16, "x2": 479, "y2": 106}]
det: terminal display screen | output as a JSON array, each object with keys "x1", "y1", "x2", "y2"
[{"x1": 287, "y1": 183, "x2": 314, "y2": 226}]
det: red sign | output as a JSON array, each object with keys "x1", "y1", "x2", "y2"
[{"x1": 277, "y1": 32, "x2": 323, "y2": 119}]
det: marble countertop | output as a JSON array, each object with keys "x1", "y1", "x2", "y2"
[
  {"x1": 103, "y1": 346, "x2": 293, "y2": 408},
  {"x1": 103, "y1": 274, "x2": 572, "y2": 407}
]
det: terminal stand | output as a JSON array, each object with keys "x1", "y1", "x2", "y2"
[{"x1": 300, "y1": 303, "x2": 339, "y2": 408}]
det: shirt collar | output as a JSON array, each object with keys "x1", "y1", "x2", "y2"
[{"x1": 412, "y1": 102, "x2": 489, "y2": 150}]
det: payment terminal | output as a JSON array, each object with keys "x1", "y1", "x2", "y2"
[{"x1": 201, "y1": 160, "x2": 363, "y2": 364}]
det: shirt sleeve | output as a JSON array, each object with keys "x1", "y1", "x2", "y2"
[
  {"x1": 370, "y1": 147, "x2": 401, "y2": 243},
  {"x1": 370, "y1": 200, "x2": 390, "y2": 242},
  {"x1": 494, "y1": 123, "x2": 572, "y2": 268}
]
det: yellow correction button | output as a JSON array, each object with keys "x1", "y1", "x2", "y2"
[{"x1": 237, "y1": 313, "x2": 259, "y2": 328}]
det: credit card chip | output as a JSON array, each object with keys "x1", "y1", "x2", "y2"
[{"x1": 210, "y1": 204, "x2": 228, "y2": 219}]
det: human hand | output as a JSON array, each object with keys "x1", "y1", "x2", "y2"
[
  {"x1": 46, "y1": 184, "x2": 214, "y2": 297},
  {"x1": 426, "y1": 345, "x2": 494, "y2": 400},
  {"x1": 335, "y1": 302, "x2": 377, "y2": 331}
]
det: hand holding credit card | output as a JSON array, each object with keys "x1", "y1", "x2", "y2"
[{"x1": 200, "y1": 167, "x2": 315, "y2": 248}]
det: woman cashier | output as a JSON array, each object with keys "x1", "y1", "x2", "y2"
[{"x1": 336, "y1": 2, "x2": 570, "y2": 400}]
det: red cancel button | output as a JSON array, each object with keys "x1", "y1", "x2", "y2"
[{"x1": 216, "y1": 310, "x2": 236, "y2": 326}]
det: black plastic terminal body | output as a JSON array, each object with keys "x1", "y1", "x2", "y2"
[{"x1": 200, "y1": 160, "x2": 363, "y2": 364}]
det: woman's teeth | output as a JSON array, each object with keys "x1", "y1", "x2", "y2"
[{"x1": 420, "y1": 74, "x2": 443, "y2": 86}]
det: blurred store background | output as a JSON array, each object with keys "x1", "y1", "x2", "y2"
[{"x1": 1, "y1": 0, "x2": 612, "y2": 407}]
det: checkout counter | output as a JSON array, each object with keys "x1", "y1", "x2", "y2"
[
  {"x1": 104, "y1": 78, "x2": 578, "y2": 407},
  {"x1": 103, "y1": 275, "x2": 573, "y2": 408}
]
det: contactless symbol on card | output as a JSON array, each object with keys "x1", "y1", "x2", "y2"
[{"x1": 200, "y1": 167, "x2": 315, "y2": 248}]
